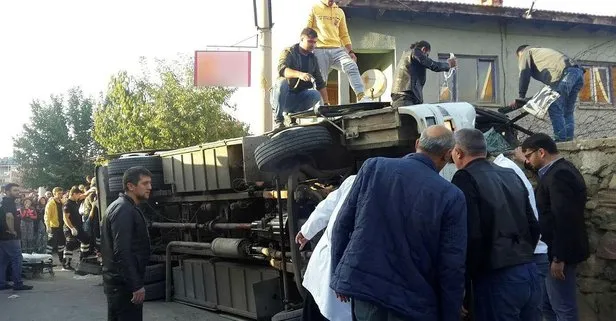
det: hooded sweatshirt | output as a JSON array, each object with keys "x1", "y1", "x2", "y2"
[{"x1": 307, "y1": 0, "x2": 351, "y2": 48}]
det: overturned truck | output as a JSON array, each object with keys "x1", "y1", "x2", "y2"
[{"x1": 95, "y1": 101, "x2": 530, "y2": 320}]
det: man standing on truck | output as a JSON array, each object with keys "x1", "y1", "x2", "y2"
[
  {"x1": 101, "y1": 166, "x2": 152, "y2": 321},
  {"x1": 515, "y1": 45, "x2": 584, "y2": 142},
  {"x1": 451, "y1": 128, "x2": 541, "y2": 321},
  {"x1": 296, "y1": 175, "x2": 356, "y2": 321},
  {"x1": 273, "y1": 27, "x2": 330, "y2": 129},
  {"x1": 391, "y1": 40, "x2": 456, "y2": 108},
  {"x1": 45, "y1": 187, "x2": 67, "y2": 269},
  {"x1": 307, "y1": 0, "x2": 369, "y2": 102},
  {"x1": 330, "y1": 125, "x2": 468, "y2": 321}
]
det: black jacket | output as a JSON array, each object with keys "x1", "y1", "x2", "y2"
[
  {"x1": 101, "y1": 194, "x2": 151, "y2": 291},
  {"x1": 391, "y1": 48, "x2": 450, "y2": 104},
  {"x1": 277, "y1": 43, "x2": 326, "y2": 92},
  {"x1": 0, "y1": 197, "x2": 20, "y2": 240},
  {"x1": 535, "y1": 158, "x2": 589, "y2": 264},
  {"x1": 452, "y1": 159, "x2": 540, "y2": 279}
]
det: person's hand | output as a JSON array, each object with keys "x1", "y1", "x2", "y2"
[
  {"x1": 70, "y1": 227, "x2": 78, "y2": 236},
  {"x1": 295, "y1": 232, "x2": 309, "y2": 250},
  {"x1": 447, "y1": 58, "x2": 457, "y2": 68},
  {"x1": 299, "y1": 73, "x2": 312, "y2": 82},
  {"x1": 551, "y1": 261, "x2": 566, "y2": 280},
  {"x1": 348, "y1": 51, "x2": 357, "y2": 62},
  {"x1": 7, "y1": 229, "x2": 16, "y2": 236},
  {"x1": 131, "y1": 287, "x2": 146, "y2": 304},
  {"x1": 336, "y1": 293, "x2": 350, "y2": 302},
  {"x1": 461, "y1": 305, "x2": 469, "y2": 318}
]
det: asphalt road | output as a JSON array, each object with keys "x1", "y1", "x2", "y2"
[{"x1": 0, "y1": 268, "x2": 239, "y2": 321}]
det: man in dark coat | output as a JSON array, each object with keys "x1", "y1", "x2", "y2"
[
  {"x1": 451, "y1": 128, "x2": 541, "y2": 321},
  {"x1": 391, "y1": 40, "x2": 456, "y2": 107},
  {"x1": 520, "y1": 133, "x2": 589, "y2": 321},
  {"x1": 330, "y1": 125, "x2": 467, "y2": 321},
  {"x1": 101, "y1": 167, "x2": 152, "y2": 321}
]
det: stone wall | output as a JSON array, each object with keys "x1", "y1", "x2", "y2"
[{"x1": 557, "y1": 138, "x2": 616, "y2": 321}]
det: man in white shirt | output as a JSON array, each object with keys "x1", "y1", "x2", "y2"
[
  {"x1": 295, "y1": 175, "x2": 356, "y2": 321},
  {"x1": 493, "y1": 154, "x2": 551, "y2": 320}
]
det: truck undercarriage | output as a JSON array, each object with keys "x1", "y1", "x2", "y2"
[{"x1": 95, "y1": 101, "x2": 531, "y2": 320}]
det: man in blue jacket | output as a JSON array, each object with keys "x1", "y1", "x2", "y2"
[{"x1": 330, "y1": 125, "x2": 468, "y2": 321}]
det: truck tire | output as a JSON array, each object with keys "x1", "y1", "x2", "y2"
[
  {"x1": 108, "y1": 156, "x2": 163, "y2": 176},
  {"x1": 143, "y1": 264, "x2": 165, "y2": 284},
  {"x1": 255, "y1": 126, "x2": 333, "y2": 173},
  {"x1": 144, "y1": 280, "x2": 166, "y2": 301},
  {"x1": 108, "y1": 173, "x2": 165, "y2": 192},
  {"x1": 271, "y1": 309, "x2": 302, "y2": 321}
]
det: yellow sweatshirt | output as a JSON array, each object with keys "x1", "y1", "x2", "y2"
[
  {"x1": 44, "y1": 199, "x2": 63, "y2": 228},
  {"x1": 307, "y1": 0, "x2": 351, "y2": 48}
]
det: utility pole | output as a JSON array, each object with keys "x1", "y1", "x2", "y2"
[{"x1": 254, "y1": 0, "x2": 273, "y2": 133}]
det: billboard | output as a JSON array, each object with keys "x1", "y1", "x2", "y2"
[{"x1": 194, "y1": 51, "x2": 251, "y2": 87}]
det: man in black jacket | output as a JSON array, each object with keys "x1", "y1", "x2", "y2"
[
  {"x1": 520, "y1": 133, "x2": 589, "y2": 321},
  {"x1": 101, "y1": 167, "x2": 152, "y2": 321},
  {"x1": 451, "y1": 128, "x2": 541, "y2": 321},
  {"x1": 391, "y1": 40, "x2": 456, "y2": 107},
  {"x1": 273, "y1": 27, "x2": 329, "y2": 129}
]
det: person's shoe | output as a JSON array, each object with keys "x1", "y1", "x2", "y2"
[
  {"x1": 13, "y1": 284, "x2": 33, "y2": 291},
  {"x1": 63, "y1": 263, "x2": 75, "y2": 271}
]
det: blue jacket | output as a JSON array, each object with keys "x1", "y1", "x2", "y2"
[{"x1": 330, "y1": 153, "x2": 467, "y2": 321}]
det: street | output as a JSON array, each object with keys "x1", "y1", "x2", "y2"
[{"x1": 0, "y1": 268, "x2": 238, "y2": 321}]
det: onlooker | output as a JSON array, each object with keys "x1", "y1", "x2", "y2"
[
  {"x1": 307, "y1": 0, "x2": 368, "y2": 102},
  {"x1": 83, "y1": 179, "x2": 100, "y2": 254},
  {"x1": 296, "y1": 175, "x2": 356, "y2": 321},
  {"x1": 391, "y1": 40, "x2": 456, "y2": 107},
  {"x1": 331, "y1": 125, "x2": 468, "y2": 321},
  {"x1": 35, "y1": 197, "x2": 48, "y2": 254},
  {"x1": 520, "y1": 133, "x2": 590, "y2": 321},
  {"x1": 515, "y1": 45, "x2": 584, "y2": 142},
  {"x1": 19, "y1": 198, "x2": 38, "y2": 253},
  {"x1": 0, "y1": 183, "x2": 33, "y2": 291},
  {"x1": 493, "y1": 153, "x2": 551, "y2": 320},
  {"x1": 273, "y1": 27, "x2": 329, "y2": 129},
  {"x1": 101, "y1": 166, "x2": 153, "y2": 321},
  {"x1": 45, "y1": 187, "x2": 67, "y2": 268},
  {"x1": 451, "y1": 128, "x2": 540, "y2": 321}
]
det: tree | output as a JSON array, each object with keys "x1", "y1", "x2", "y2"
[
  {"x1": 93, "y1": 56, "x2": 249, "y2": 154},
  {"x1": 13, "y1": 88, "x2": 97, "y2": 188}
]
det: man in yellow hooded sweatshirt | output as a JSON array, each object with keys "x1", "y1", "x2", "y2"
[{"x1": 307, "y1": 0, "x2": 368, "y2": 102}]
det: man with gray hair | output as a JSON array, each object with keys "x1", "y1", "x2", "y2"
[
  {"x1": 330, "y1": 125, "x2": 468, "y2": 321},
  {"x1": 450, "y1": 128, "x2": 541, "y2": 321}
]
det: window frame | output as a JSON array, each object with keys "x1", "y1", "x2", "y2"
[
  {"x1": 437, "y1": 54, "x2": 499, "y2": 105},
  {"x1": 578, "y1": 62, "x2": 615, "y2": 109}
]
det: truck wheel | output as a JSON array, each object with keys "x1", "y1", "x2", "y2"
[
  {"x1": 255, "y1": 126, "x2": 333, "y2": 173},
  {"x1": 108, "y1": 156, "x2": 163, "y2": 176},
  {"x1": 271, "y1": 309, "x2": 302, "y2": 321},
  {"x1": 108, "y1": 173, "x2": 165, "y2": 192}
]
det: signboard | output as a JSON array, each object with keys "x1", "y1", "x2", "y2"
[{"x1": 194, "y1": 51, "x2": 251, "y2": 87}]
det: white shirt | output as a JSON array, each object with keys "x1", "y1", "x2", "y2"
[
  {"x1": 300, "y1": 175, "x2": 356, "y2": 321},
  {"x1": 493, "y1": 154, "x2": 548, "y2": 254}
]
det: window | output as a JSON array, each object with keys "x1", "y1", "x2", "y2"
[
  {"x1": 579, "y1": 64, "x2": 614, "y2": 106},
  {"x1": 438, "y1": 55, "x2": 497, "y2": 104}
]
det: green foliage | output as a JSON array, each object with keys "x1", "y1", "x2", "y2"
[
  {"x1": 93, "y1": 56, "x2": 249, "y2": 154},
  {"x1": 13, "y1": 88, "x2": 97, "y2": 188}
]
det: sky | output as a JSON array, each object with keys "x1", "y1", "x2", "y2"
[{"x1": 0, "y1": 0, "x2": 614, "y2": 158}]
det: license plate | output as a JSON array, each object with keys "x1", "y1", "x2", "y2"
[{"x1": 522, "y1": 85, "x2": 560, "y2": 120}]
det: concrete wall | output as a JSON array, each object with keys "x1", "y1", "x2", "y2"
[
  {"x1": 346, "y1": 16, "x2": 616, "y2": 106},
  {"x1": 556, "y1": 138, "x2": 616, "y2": 321}
]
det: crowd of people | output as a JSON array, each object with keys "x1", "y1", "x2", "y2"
[
  {"x1": 297, "y1": 127, "x2": 589, "y2": 321},
  {"x1": 0, "y1": 175, "x2": 101, "y2": 291}
]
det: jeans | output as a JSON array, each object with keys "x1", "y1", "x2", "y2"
[
  {"x1": 314, "y1": 48, "x2": 365, "y2": 96},
  {"x1": 271, "y1": 78, "x2": 321, "y2": 124},
  {"x1": 0, "y1": 239, "x2": 24, "y2": 287},
  {"x1": 534, "y1": 254, "x2": 558, "y2": 320},
  {"x1": 353, "y1": 299, "x2": 405, "y2": 321},
  {"x1": 545, "y1": 263, "x2": 579, "y2": 321},
  {"x1": 474, "y1": 263, "x2": 542, "y2": 321},
  {"x1": 105, "y1": 284, "x2": 143, "y2": 321},
  {"x1": 549, "y1": 67, "x2": 584, "y2": 142}
]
